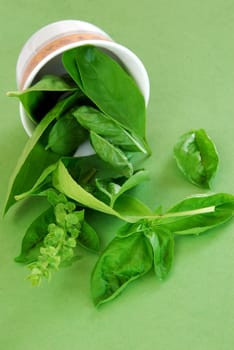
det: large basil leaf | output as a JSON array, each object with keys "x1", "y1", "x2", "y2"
[
  {"x1": 4, "y1": 93, "x2": 79, "y2": 214},
  {"x1": 157, "y1": 193, "x2": 234, "y2": 235},
  {"x1": 90, "y1": 131, "x2": 133, "y2": 177},
  {"x1": 91, "y1": 232, "x2": 153, "y2": 306},
  {"x1": 8, "y1": 75, "x2": 79, "y2": 123},
  {"x1": 73, "y1": 105, "x2": 142, "y2": 152},
  {"x1": 62, "y1": 45, "x2": 150, "y2": 153},
  {"x1": 46, "y1": 112, "x2": 88, "y2": 156},
  {"x1": 145, "y1": 226, "x2": 174, "y2": 280},
  {"x1": 174, "y1": 129, "x2": 219, "y2": 188},
  {"x1": 15, "y1": 206, "x2": 54, "y2": 263}
]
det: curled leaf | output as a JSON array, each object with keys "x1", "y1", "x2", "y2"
[{"x1": 174, "y1": 129, "x2": 219, "y2": 188}]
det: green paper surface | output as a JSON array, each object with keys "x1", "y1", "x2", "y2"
[{"x1": 0, "y1": 1, "x2": 233, "y2": 350}]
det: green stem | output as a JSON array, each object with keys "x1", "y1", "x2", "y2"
[{"x1": 124, "y1": 205, "x2": 216, "y2": 223}]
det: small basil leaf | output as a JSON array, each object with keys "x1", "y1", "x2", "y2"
[
  {"x1": 46, "y1": 113, "x2": 88, "y2": 156},
  {"x1": 8, "y1": 75, "x2": 79, "y2": 123},
  {"x1": 91, "y1": 233, "x2": 153, "y2": 306},
  {"x1": 111, "y1": 170, "x2": 149, "y2": 205},
  {"x1": 157, "y1": 193, "x2": 234, "y2": 235},
  {"x1": 95, "y1": 179, "x2": 118, "y2": 203},
  {"x1": 116, "y1": 220, "x2": 145, "y2": 238},
  {"x1": 78, "y1": 221, "x2": 100, "y2": 252},
  {"x1": 95, "y1": 170, "x2": 148, "y2": 207},
  {"x1": 90, "y1": 131, "x2": 133, "y2": 177},
  {"x1": 15, "y1": 207, "x2": 54, "y2": 263},
  {"x1": 174, "y1": 129, "x2": 219, "y2": 188},
  {"x1": 145, "y1": 227, "x2": 174, "y2": 280}
]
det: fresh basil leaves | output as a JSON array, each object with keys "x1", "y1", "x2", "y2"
[
  {"x1": 91, "y1": 192, "x2": 234, "y2": 305},
  {"x1": 174, "y1": 129, "x2": 219, "y2": 188},
  {"x1": 62, "y1": 45, "x2": 150, "y2": 154},
  {"x1": 5, "y1": 44, "x2": 234, "y2": 307},
  {"x1": 4, "y1": 92, "x2": 80, "y2": 213}
]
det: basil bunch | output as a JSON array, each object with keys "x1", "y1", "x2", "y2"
[{"x1": 5, "y1": 44, "x2": 234, "y2": 306}]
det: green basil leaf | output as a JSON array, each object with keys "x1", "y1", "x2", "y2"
[
  {"x1": 4, "y1": 93, "x2": 79, "y2": 214},
  {"x1": 52, "y1": 160, "x2": 121, "y2": 218},
  {"x1": 157, "y1": 193, "x2": 234, "y2": 235},
  {"x1": 111, "y1": 170, "x2": 149, "y2": 205},
  {"x1": 78, "y1": 221, "x2": 100, "y2": 252},
  {"x1": 113, "y1": 194, "x2": 153, "y2": 221},
  {"x1": 46, "y1": 113, "x2": 88, "y2": 156},
  {"x1": 62, "y1": 154, "x2": 124, "y2": 183},
  {"x1": 90, "y1": 131, "x2": 133, "y2": 177},
  {"x1": 73, "y1": 105, "x2": 141, "y2": 152},
  {"x1": 7, "y1": 75, "x2": 79, "y2": 123},
  {"x1": 62, "y1": 45, "x2": 150, "y2": 153},
  {"x1": 91, "y1": 233, "x2": 153, "y2": 306},
  {"x1": 14, "y1": 163, "x2": 57, "y2": 201},
  {"x1": 174, "y1": 129, "x2": 219, "y2": 188},
  {"x1": 117, "y1": 220, "x2": 146, "y2": 238},
  {"x1": 145, "y1": 227, "x2": 174, "y2": 280},
  {"x1": 95, "y1": 170, "x2": 149, "y2": 206},
  {"x1": 15, "y1": 206, "x2": 54, "y2": 263}
]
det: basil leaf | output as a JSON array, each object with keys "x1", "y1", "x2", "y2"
[
  {"x1": 62, "y1": 45, "x2": 150, "y2": 153},
  {"x1": 14, "y1": 163, "x2": 57, "y2": 201},
  {"x1": 91, "y1": 233, "x2": 153, "y2": 306},
  {"x1": 90, "y1": 131, "x2": 133, "y2": 177},
  {"x1": 174, "y1": 129, "x2": 219, "y2": 188},
  {"x1": 62, "y1": 154, "x2": 124, "y2": 183},
  {"x1": 4, "y1": 93, "x2": 79, "y2": 214},
  {"x1": 73, "y1": 105, "x2": 141, "y2": 152},
  {"x1": 78, "y1": 221, "x2": 100, "y2": 252},
  {"x1": 46, "y1": 113, "x2": 88, "y2": 156},
  {"x1": 111, "y1": 170, "x2": 149, "y2": 204},
  {"x1": 15, "y1": 206, "x2": 54, "y2": 263},
  {"x1": 117, "y1": 220, "x2": 146, "y2": 238},
  {"x1": 158, "y1": 193, "x2": 234, "y2": 235},
  {"x1": 95, "y1": 170, "x2": 149, "y2": 206},
  {"x1": 145, "y1": 227, "x2": 174, "y2": 280},
  {"x1": 114, "y1": 194, "x2": 153, "y2": 219},
  {"x1": 52, "y1": 160, "x2": 121, "y2": 218},
  {"x1": 8, "y1": 75, "x2": 79, "y2": 123}
]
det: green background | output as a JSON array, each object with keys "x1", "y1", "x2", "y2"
[{"x1": 0, "y1": 1, "x2": 233, "y2": 349}]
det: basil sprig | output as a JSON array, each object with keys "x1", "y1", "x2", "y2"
[{"x1": 91, "y1": 192, "x2": 234, "y2": 306}]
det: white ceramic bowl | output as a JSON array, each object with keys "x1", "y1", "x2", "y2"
[{"x1": 16, "y1": 20, "x2": 150, "y2": 136}]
